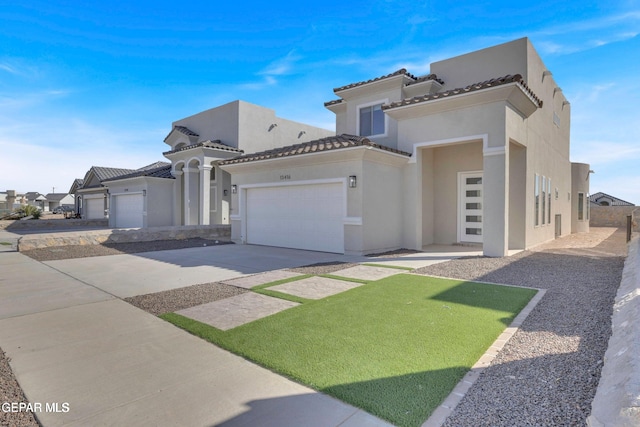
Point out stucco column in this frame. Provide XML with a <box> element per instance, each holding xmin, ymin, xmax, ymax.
<box><xmin>483</xmin><ymin>148</ymin><xmax>509</xmax><ymax>257</ymax></box>
<box><xmin>199</xmin><ymin>165</ymin><xmax>212</xmax><ymax>225</ymax></box>
<box><xmin>184</xmin><ymin>168</ymin><xmax>200</xmax><ymax>226</ymax></box>
<box><xmin>402</xmin><ymin>149</ymin><xmax>423</xmax><ymax>250</ymax></box>
<box><xmin>172</xmin><ymin>170</ymin><xmax>183</xmax><ymax>226</ymax></box>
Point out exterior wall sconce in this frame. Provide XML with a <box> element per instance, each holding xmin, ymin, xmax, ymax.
<box><xmin>142</xmin><ymin>190</ymin><xmax>146</xmax><ymax>196</ymax></box>
<box><xmin>223</xmin><ymin>189</ymin><xmax>228</xmax><ymax>196</ymax></box>
<box><xmin>231</xmin><ymin>185</ymin><xmax>238</xmax><ymax>194</ymax></box>
<box><xmin>348</xmin><ymin>176</ymin><xmax>357</xmax><ymax>188</ymax></box>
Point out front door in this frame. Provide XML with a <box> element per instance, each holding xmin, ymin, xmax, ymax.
<box><xmin>459</xmin><ymin>172</ymin><xmax>483</xmax><ymax>243</ymax></box>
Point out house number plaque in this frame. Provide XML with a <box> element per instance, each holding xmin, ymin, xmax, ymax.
<box><xmin>280</xmin><ymin>174</ymin><xmax>291</xmax><ymax>180</ymax></box>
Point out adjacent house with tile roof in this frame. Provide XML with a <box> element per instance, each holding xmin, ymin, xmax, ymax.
<box><xmin>72</xmin><ymin>162</ymin><xmax>170</xmax><ymax>220</ymax></box>
<box><xmin>589</xmin><ymin>192</ymin><xmax>635</xmax><ymax>207</ymax></box>
<box><xmin>108</xmin><ymin>37</ymin><xmax>590</xmax><ymax>256</ymax></box>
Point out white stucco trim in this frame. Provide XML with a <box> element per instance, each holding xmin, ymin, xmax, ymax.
<box><xmin>408</xmin><ymin>134</ymin><xmax>489</xmax><ymax>163</ymax></box>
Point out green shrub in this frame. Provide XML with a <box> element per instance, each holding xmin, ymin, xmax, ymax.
<box><xmin>16</xmin><ymin>205</ymin><xmax>41</xmax><ymax>219</ymax></box>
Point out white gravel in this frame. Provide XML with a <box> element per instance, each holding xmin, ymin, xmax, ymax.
<box><xmin>415</xmin><ymin>228</ymin><xmax>627</xmax><ymax>426</ymax></box>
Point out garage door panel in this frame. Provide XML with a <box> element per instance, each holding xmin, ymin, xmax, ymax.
<box><xmin>114</xmin><ymin>194</ymin><xmax>143</xmax><ymax>228</ymax></box>
<box><xmin>246</xmin><ymin>183</ymin><xmax>344</xmax><ymax>253</ymax></box>
<box><xmin>85</xmin><ymin>198</ymin><xmax>103</xmax><ymax>219</ymax></box>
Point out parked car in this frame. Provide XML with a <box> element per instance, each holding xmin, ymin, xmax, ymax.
<box><xmin>53</xmin><ymin>206</ymin><xmax>73</xmax><ymax>214</ymax></box>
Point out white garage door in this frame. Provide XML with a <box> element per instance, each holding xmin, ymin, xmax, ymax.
<box><xmin>114</xmin><ymin>193</ymin><xmax>144</xmax><ymax>228</ymax></box>
<box><xmin>85</xmin><ymin>198</ymin><xmax>104</xmax><ymax>219</ymax></box>
<box><xmin>246</xmin><ymin>183</ymin><xmax>344</xmax><ymax>253</ymax></box>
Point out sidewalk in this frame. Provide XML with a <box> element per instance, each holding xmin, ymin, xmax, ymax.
<box><xmin>0</xmin><ymin>251</ymin><xmax>391</xmax><ymax>426</ymax></box>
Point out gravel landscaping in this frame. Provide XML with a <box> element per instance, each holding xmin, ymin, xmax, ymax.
<box><xmin>415</xmin><ymin>228</ymin><xmax>627</xmax><ymax>426</ymax></box>
<box><xmin>125</xmin><ymin>282</ymin><xmax>247</xmax><ymax>316</ymax></box>
<box><xmin>21</xmin><ymin>238</ymin><xmax>232</xmax><ymax>261</ymax></box>
<box><xmin>0</xmin><ymin>349</ymin><xmax>38</xmax><ymax>427</ymax></box>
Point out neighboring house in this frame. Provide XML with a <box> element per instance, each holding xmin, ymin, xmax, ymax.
<box><xmin>24</xmin><ymin>192</ymin><xmax>47</xmax><ymax>211</ymax></box>
<box><xmin>44</xmin><ymin>193</ymin><xmax>75</xmax><ymax>211</ymax></box>
<box><xmin>103</xmin><ymin>100</ymin><xmax>334</xmax><ymax>229</ymax></box>
<box><xmin>589</xmin><ymin>192</ymin><xmax>635</xmax><ymax>206</ymax></box>
<box><xmin>109</xmin><ymin>37</ymin><xmax>590</xmax><ymax>257</ymax></box>
<box><xmin>221</xmin><ymin>37</ymin><xmax>590</xmax><ymax>256</ymax></box>
<box><xmin>73</xmin><ymin>163</ymin><xmax>169</xmax><ymax>220</ymax></box>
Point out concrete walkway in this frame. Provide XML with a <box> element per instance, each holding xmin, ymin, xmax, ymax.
<box><xmin>0</xmin><ymin>250</ymin><xmax>392</xmax><ymax>426</ymax></box>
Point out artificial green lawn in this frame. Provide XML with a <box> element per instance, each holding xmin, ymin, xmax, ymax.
<box><xmin>163</xmin><ymin>274</ymin><xmax>536</xmax><ymax>427</ymax></box>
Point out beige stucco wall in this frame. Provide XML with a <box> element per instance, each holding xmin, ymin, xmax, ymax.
<box><xmin>431</xmin><ymin>38</ymin><xmax>529</xmax><ymax>90</ymax></box>
<box><xmin>106</xmin><ymin>177</ymin><xmax>174</xmax><ymax>228</ymax></box>
<box><xmin>173</xmin><ymin>100</ymin><xmax>334</xmax><ymax>154</ymax></box>
<box><xmin>223</xmin><ymin>148</ymin><xmax>407</xmax><ymax>254</ymax></box>
<box><xmin>428</xmin><ymin>142</ymin><xmax>483</xmax><ymax>244</ymax></box>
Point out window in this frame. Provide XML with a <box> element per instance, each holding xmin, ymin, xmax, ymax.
<box><xmin>359</xmin><ymin>103</ymin><xmax>385</xmax><ymax>136</ymax></box>
<box><xmin>534</xmin><ymin>174</ymin><xmax>540</xmax><ymax>226</ymax></box>
<box><xmin>547</xmin><ymin>179</ymin><xmax>552</xmax><ymax>224</ymax></box>
<box><xmin>541</xmin><ymin>176</ymin><xmax>546</xmax><ymax>225</ymax></box>
<box><xmin>578</xmin><ymin>192</ymin><xmax>584</xmax><ymax>220</ymax></box>
<box><xmin>586</xmin><ymin>194</ymin><xmax>590</xmax><ymax>220</ymax></box>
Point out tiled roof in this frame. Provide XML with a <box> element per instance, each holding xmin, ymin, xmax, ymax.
<box><xmin>334</xmin><ymin>69</ymin><xmax>416</xmax><ymax>93</ymax></box>
<box><xmin>219</xmin><ymin>134</ymin><xmax>411</xmax><ymax>165</ymax></box>
<box><xmin>383</xmin><ymin>74</ymin><xmax>543</xmax><ymax>110</ymax></box>
<box><xmin>92</xmin><ymin>167</ymin><xmax>138</xmax><ymax>182</ymax></box>
<box><xmin>103</xmin><ymin>164</ymin><xmax>174</xmax><ymax>182</ymax></box>
<box><xmin>405</xmin><ymin>73</ymin><xmax>445</xmax><ymax>86</ymax></box>
<box><xmin>44</xmin><ymin>193</ymin><xmax>70</xmax><ymax>202</ymax></box>
<box><xmin>324</xmin><ymin>99</ymin><xmax>344</xmax><ymax>107</ymax></box>
<box><xmin>137</xmin><ymin>161</ymin><xmax>170</xmax><ymax>171</ymax></box>
<box><xmin>24</xmin><ymin>192</ymin><xmax>42</xmax><ymax>200</ymax></box>
<box><xmin>589</xmin><ymin>192</ymin><xmax>635</xmax><ymax>206</ymax></box>
<box><xmin>174</xmin><ymin>126</ymin><xmax>199</xmax><ymax>137</ymax></box>
<box><xmin>162</xmin><ymin>140</ymin><xmax>243</xmax><ymax>156</ymax></box>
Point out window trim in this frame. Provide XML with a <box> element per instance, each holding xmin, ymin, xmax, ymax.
<box><xmin>534</xmin><ymin>173</ymin><xmax>540</xmax><ymax>227</ymax></box>
<box><xmin>356</xmin><ymin>99</ymin><xmax>388</xmax><ymax>138</ymax></box>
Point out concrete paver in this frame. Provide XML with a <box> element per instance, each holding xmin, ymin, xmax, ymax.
<box><xmin>269</xmin><ymin>276</ymin><xmax>365</xmax><ymax>299</ymax></box>
<box><xmin>331</xmin><ymin>264</ymin><xmax>402</xmax><ymax>281</ymax></box>
<box><xmin>221</xmin><ymin>269</ymin><xmax>303</xmax><ymax>289</ymax></box>
<box><xmin>176</xmin><ymin>292</ymin><xmax>299</xmax><ymax>330</ymax></box>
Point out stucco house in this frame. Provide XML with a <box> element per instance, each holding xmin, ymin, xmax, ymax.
<box><xmin>44</xmin><ymin>193</ymin><xmax>75</xmax><ymax>212</ymax></box>
<box><xmin>222</xmin><ymin>38</ymin><xmax>590</xmax><ymax>256</ymax></box>
<box><xmin>72</xmin><ymin>162</ymin><xmax>169</xmax><ymax>220</ymax></box>
<box><xmin>108</xmin><ymin>37</ymin><xmax>590</xmax><ymax>257</ymax></box>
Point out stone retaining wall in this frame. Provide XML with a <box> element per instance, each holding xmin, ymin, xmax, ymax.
<box><xmin>17</xmin><ymin>225</ymin><xmax>231</xmax><ymax>251</ymax></box>
<box><xmin>590</xmin><ymin>206</ymin><xmax>640</xmax><ymax>230</ymax></box>
<box><xmin>0</xmin><ymin>218</ymin><xmax>109</xmax><ymax>231</ymax></box>
<box><xmin>587</xmin><ymin>236</ymin><xmax>640</xmax><ymax>426</ymax></box>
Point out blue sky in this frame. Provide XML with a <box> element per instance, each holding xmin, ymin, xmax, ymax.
<box><xmin>1</xmin><ymin>1</ymin><xmax>639</xmax><ymax>203</ymax></box>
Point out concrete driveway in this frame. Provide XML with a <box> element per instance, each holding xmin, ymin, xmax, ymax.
<box><xmin>0</xmin><ymin>247</ymin><xmax>391</xmax><ymax>427</ymax></box>
<box><xmin>43</xmin><ymin>244</ymin><xmax>367</xmax><ymax>298</ymax></box>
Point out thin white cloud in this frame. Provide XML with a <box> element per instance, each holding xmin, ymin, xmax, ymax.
<box><xmin>0</xmin><ymin>63</ymin><xmax>18</xmax><ymax>74</ymax></box>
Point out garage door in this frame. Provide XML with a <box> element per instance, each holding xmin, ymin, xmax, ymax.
<box><xmin>85</xmin><ymin>198</ymin><xmax>104</xmax><ymax>219</ymax></box>
<box><xmin>246</xmin><ymin>183</ymin><xmax>344</xmax><ymax>253</ymax></box>
<box><xmin>114</xmin><ymin>193</ymin><xmax>144</xmax><ymax>228</ymax></box>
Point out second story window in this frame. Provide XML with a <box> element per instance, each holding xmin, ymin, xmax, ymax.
<box><xmin>359</xmin><ymin>103</ymin><xmax>385</xmax><ymax>136</ymax></box>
